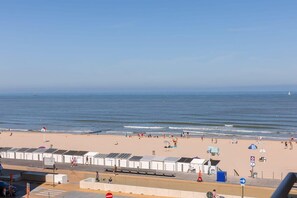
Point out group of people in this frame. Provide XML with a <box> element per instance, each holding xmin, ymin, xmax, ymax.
<box><xmin>2</xmin><ymin>185</ymin><xmax>14</xmax><ymax>197</ymax></box>
<box><xmin>95</xmin><ymin>171</ymin><xmax>113</xmax><ymax>184</ymax></box>
<box><xmin>70</xmin><ymin>157</ymin><xmax>77</xmax><ymax>167</ymax></box>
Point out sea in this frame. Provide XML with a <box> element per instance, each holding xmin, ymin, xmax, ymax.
<box><xmin>0</xmin><ymin>92</ymin><xmax>296</xmax><ymax>140</ymax></box>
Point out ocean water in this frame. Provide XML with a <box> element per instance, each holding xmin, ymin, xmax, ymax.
<box><xmin>0</xmin><ymin>92</ymin><xmax>296</xmax><ymax>139</ymax></box>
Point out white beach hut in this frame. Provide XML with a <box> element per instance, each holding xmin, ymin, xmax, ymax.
<box><xmin>84</xmin><ymin>152</ymin><xmax>98</xmax><ymax>165</ymax></box>
<box><xmin>52</xmin><ymin>150</ymin><xmax>68</xmax><ymax>163</ymax></box>
<box><xmin>43</xmin><ymin>148</ymin><xmax>58</xmax><ymax>159</ymax></box>
<box><xmin>203</xmin><ymin>159</ymin><xmax>220</xmax><ymax>175</ymax></box>
<box><xmin>190</xmin><ymin>158</ymin><xmax>206</xmax><ymax>173</ymax></box>
<box><xmin>176</xmin><ymin>157</ymin><xmax>193</xmax><ymax>172</ymax></box>
<box><xmin>151</xmin><ymin>156</ymin><xmax>167</xmax><ymax>170</ymax></box>
<box><xmin>140</xmin><ymin>156</ymin><xmax>155</xmax><ymax>169</ymax></box>
<box><xmin>164</xmin><ymin>157</ymin><xmax>180</xmax><ymax>172</ymax></box>
<box><xmin>93</xmin><ymin>154</ymin><xmax>108</xmax><ymax>166</ymax></box>
<box><xmin>24</xmin><ymin>148</ymin><xmax>38</xmax><ymax>160</ymax></box>
<box><xmin>105</xmin><ymin>153</ymin><xmax>120</xmax><ymax>167</ymax></box>
<box><xmin>128</xmin><ymin>156</ymin><xmax>142</xmax><ymax>169</ymax></box>
<box><xmin>115</xmin><ymin>153</ymin><xmax>132</xmax><ymax>168</ymax></box>
<box><xmin>63</xmin><ymin>150</ymin><xmax>78</xmax><ymax>163</ymax></box>
<box><xmin>6</xmin><ymin>148</ymin><xmax>20</xmax><ymax>159</ymax></box>
<box><xmin>74</xmin><ymin>151</ymin><xmax>88</xmax><ymax>164</ymax></box>
<box><xmin>32</xmin><ymin>148</ymin><xmax>47</xmax><ymax>161</ymax></box>
<box><xmin>15</xmin><ymin>148</ymin><xmax>30</xmax><ymax>160</ymax></box>
<box><xmin>0</xmin><ymin>147</ymin><xmax>12</xmax><ymax>158</ymax></box>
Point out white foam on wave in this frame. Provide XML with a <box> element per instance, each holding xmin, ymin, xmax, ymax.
<box><xmin>225</xmin><ymin>124</ymin><xmax>233</xmax><ymax>127</ymax></box>
<box><xmin>124</xmin><ymin>126</ymin><xmax>164</xmax><ymax>129</ymax></box>
<box><xmin>169</xmin><ymin>127</ymin><xmax>203</xmax><ymax>130</ymax></box>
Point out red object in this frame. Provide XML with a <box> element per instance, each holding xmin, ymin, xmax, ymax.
<box><xmin>197</xmin><ymin>170</ymin><xmax>203</xmax><ymax>182</ymax></box>
<box><xmin>106</xmin><ymin>192</ymin><xmax>113</xmax><ymax>198</ymax></box>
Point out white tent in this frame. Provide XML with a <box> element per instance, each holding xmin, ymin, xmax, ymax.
<box><xmin>190</xmin><ymin>158</ymin><xmax>206</xmax><ymax>173</ymax></box>
<box><xmin>140</xmin><ymin>156</ymin><xmax>155</xmax><ymax>169</ymax></box>
<box><xmin>128</xmin><ymin>156</ymin><xmax>142</xmax><ymax>168</ymax></box>
<box><xmin>15</xmin><ymin>148</ymin><xmax>30</xmax><ymax>160</ymax></box>
<box><xmin>176</xmin><ymin>157</ymin><xmax>193</xmax><ymax>172</ymax></box>
<box><xmin>83</xmin><ymin>152</ymin><xmax>98</xmax><ymax>165</ymax></box>
<box><xmin>93</xmin><ymin>154</ymin><xmax>108</xmax><ymax>166</ymax></box>
<box><xmin>105</xmin><ymin>153</ymin><xmax>120</xmax><ymax>167</ymax></box>
<box><xmin>164</xmin><ymin>157</ymin><xmax>180</xmax><ymax>172</ymax></box>
<box><xmin>151</xmin><ymin>156</ymin><xmax>167</xmax><ymax>170</ymax></box>
<box><xmin>115</xmin><ymin>153</ymin><xmax>132</xmax><ymax>168</ymax></box>
<box><xmin>52</xmin><ymin>150</ymin><xmax>68</xmax><ymax>163</ymax></box>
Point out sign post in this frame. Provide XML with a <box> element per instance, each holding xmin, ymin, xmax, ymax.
<box><xmin>240</xmin><ymin>178</ymin><xmax>246</xmax><ymax>198</ymax></box>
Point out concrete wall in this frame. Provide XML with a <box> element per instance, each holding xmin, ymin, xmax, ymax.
<box><xmin>80</xmin><ymin>178</ymin><xmax>252</xmax><ymax>198</ymax></box>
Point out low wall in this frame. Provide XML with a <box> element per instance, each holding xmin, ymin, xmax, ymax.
<box><xmin>80</xmin><ymin>178</ymin><xmax>252</xmax><ymax>198</ymax></box>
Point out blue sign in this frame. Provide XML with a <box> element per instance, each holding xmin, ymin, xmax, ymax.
<box><xmin>240</xmin><ymin>178</ymin><xmax>246</xmax><ymax>185</ymax></box>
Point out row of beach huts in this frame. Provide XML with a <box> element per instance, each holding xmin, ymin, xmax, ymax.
<box><xmin>0</xmin><ymin>147</ymin><xmax>220</xmax><ymax>174</ymax></box>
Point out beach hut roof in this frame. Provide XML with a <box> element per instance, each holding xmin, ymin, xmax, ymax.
<box><xmin>63</xmin><ymin>150</ymin><xmax>78</xmax><ymax>156</ymax></box>
<box><xmin>106</xmin><ymin>153</ymin><xmax>120</xmax><ymax>158</ymax></box>
<box><xmin>16</xmin><ymin>148</ymin><xmax>30</xmax><ymax>152</ymax></box>
<box><xmin>25</xmin><ymin>148</ymin><xmax>38</xmax><ymax>153</ymax></box>
<box><xmin>44</xmin><ymin>148</ymin><xmax>58</xmax><ymax>154</ymax></box>
<box><xmin>140</xmin><ymin>156</ymin><xmax>155</xmax><ymax>161</ymax></box>
<box><xmin>0</xmin><ymin>147</ymin><xmax>12</xmax><ymax>152</ymax></box>
<box><xmin>7</xmin><ymin>148</ymin><xmax>21</xmax><ymax>152</ymax></box>
<box><xmin>204</xmin><ymin>159</ymin><xmax>220</xmax><ymax>166</ymax></box>
<box><xmin>84</xmin><ymin>152</ymin><xmax>98</xmax><ymax>157</ymax></box>
<box><xmin>93</xmin><ymin>153</ymin><xmax>108</xmax><ymax>158</ymax></box>
<box><xmin>191</xmin><ymin>158</ymin><xmax>206</xmax><ymax>164</ymax></box>
<box><xmin>164</xmin><ymin>157</ymin><xmax>180</xmax><ymax>162</ymax></box>
<box><xmin>53</xmin><ymin>149</ymin><xmax>68</xmax><ymax>154</ymax></box>
<box><xmin>117</xmin><ymin>153</ymin><xmax>132</xmax><ymax>159</ymax></box>
<box><xmin>129</xmin><ymin>156</ymin><xmax>143</xmax><ymax>161</ymax></box>
<box><xmin>75</xmin><ymin>151</ymin><xmax>88</xmax><ymax>156</ymax></box>
<box><xmin>33</xmin><ymin>148</ymin><xmax>47</xmax><ymax>153</ymax></box>
<box><xmin>152</xmin><ymin>156</ymin><xmax>167</xmax><ymax>162</ymax></box>
<box><xmin>177</xmin><ymin>157</ymin><xmax>193</xmax><ymax>163</ymax></box>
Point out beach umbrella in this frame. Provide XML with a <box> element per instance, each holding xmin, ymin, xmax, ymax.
<box><xmin>248</xmin><ymin>144</ymin><xmax>257</xmax><ymax>150</ymax></box>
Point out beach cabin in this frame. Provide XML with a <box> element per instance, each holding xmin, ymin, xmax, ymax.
<box><xmin>0</xmin><ymin>147</ymin><xmax>12</xmax><ymax>158</ymax></box>
<box><xmin>24</xmin><ymin>148</ymin><xmax>38</xmax><ymax>160</ymax></box>
<box><xmin>75</xmin><ymin>151</ymin><xmax>88</xmax><ymax>164</ymax></box>
<box><xmin>140</xmin><ymin>156</ymin><xmax>155</xmax><ymax>169</ymax></box>
<box><xmin>105</xmin><ymin>153</ymin><xmax>120</xmax><ymax>166</ymax></box>
<box><xmin>190</xmin><ymin>158</ymin><xmax>206</xmax><ymax>173</ymax></box>
<box><xmin>128</xmin><ymin>156</ymin><xmax>142</xmax><ymax>169</ymax></box>
<box><xmin>203</xmin><ymin>159</ymin><xmax>220</xmax><ymax>175</ymax></box>
<box><xmin>52</xmin><ymin>150</ymin><xmax>68</xmax><ymax>163</ymax></box>
<box><xmin>151</xmin><ymin>156</ymin><xmax>167</xmax><ymax>170</ymax></box>
<box><xmin>15</xmin><ymin>148</ymin><xmax>30</xmax><ymax>160</ymax></box>
<box><xmin>6</xmin><ymin>148</ymin><xmax>20</xmax><ymax>159</ymax></box>
<box><xmin>32</xmin><ymin>148</ymin><xmax>47</xmax><ymax>161</ymax></box>
<box><xmin>43</xmin><ymin>148</ymin><xmax>58</xmax><ymax>159</ymax></box>
<box><xmin>176</xmin><ymin>157</ymin><xmax>193</xmax><ymax>172</ymax></box>
<box><xmin>164</xmin><ymin>157</ymin><xmax>180</xmax><ymax>172</ymax></box>
<box><xmin>93</xmin><ymin>154</ymin><xmax>108</xmax><ymax>166</ymax></box>
<box><xmin>63</xmin><ymin>150</ymin><xmax>78</xmax><ymax>164</ymax></box>
<box><xmin>83</xmin><ymin>152</ymin><xmax>98</xmax><ymax>165</ymax></box>
<box><xmin>115</xmin><ymin>153</ymin><xmax>132</xmax><ymax>168</ymax></box>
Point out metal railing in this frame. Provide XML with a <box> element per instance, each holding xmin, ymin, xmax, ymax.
<box><xmin>271</xmin><ymin>172</ymin><xmax>297</xmax><ymax>198</ymax></box>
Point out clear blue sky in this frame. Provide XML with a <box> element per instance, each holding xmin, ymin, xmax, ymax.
<box><xmin>1</xmin><ymin>1</ymin><xmax>297</xmax><ymax>93</ymax></box>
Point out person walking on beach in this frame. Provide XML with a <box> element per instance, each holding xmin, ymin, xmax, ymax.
<box><xmin>85</xmin><ymin>156</ymin><xmax>89</xmax><ymax>165</ymax></box>
<box><xmin>113</xmin><ymin>164</ymin><xmax>117</xmax><ymax>175</ymax></box>
<box><xmin>95</xmin><ymin>171</ymin><xmax>99</xmax><ymax>182</ymax></box>
<box><xmin>212</xmin><ymin>189</ymin><xmax>217</xmax><ymax>198</ymax></box>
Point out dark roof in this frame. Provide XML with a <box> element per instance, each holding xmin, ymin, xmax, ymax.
<box><xmin>129</xmin><ymin>156</ymin><xmax>143</xmax><ymax>161</ymax></box>
<box><xmin>53</xmin><ymin>150</ymin><xmax>68</xmax><ymax>154</ymax></box>
<box><xmin>106</xmin><ymin>153</ymin><xmax>120</xmax><ymax>158</ymax></box>
<box><xmin>75</xmin><ymin>151</ymin><xmax>88</xmax><ymax>156</ymax></box>
<box><xmin>177</xmin><ymin>157</ymin><xmax>193</xmax><ymax>163</ymax></box>
<box><xmin>44</xmin><ymin>148</ymin><xmax>58</xmax><ymax>154</ymax></box>
<box><xmin>204</xmin><ymin>159</ymin><xmax>220</xmax><ymax>166</ymax></box>
<box><xmin>25</xmin><ymin>148</ymin><xmax>38</xmax><ymax>153</ymax></box>
<box><xmin>63</xmin><ymin>150</ymin><xmax>78</xmax><ymax>156</ymax></box>
<box><xmin>8</xmin><ymin>148</ymin><xmax>21</xmax><ymax>152</ymax></box>
<box><xmin>117</xmin><ymin>153</ymin><xmax>132</xmax><ymax>159</ymax></box>
<box><xmin>93</xmin><ymin>153</ymin><xmax>108</xmax><ymax>158</ymax></box>
<box><xmin>0</xmin><ymin>147</ymin><xmax>12</xmax><ymax>152</ymax></box>
<box><xmin>16</xmin><ymin>148</ymin><xmax>30</xmax><ymax>152</ymax></box>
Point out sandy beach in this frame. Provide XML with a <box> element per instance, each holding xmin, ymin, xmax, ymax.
<box><xmin>0</xmin><ymin>131</ymin><xmax>296</xmax><ymax>179</ymax></box>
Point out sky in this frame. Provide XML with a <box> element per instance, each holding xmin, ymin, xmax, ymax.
<box><xmin>0</xmin><ymin>1</ymin><xmax>297</xmax><ymax>93</ymax></box>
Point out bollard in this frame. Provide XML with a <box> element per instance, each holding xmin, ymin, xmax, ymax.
<box><xmin>273</xmin><ymin>172</ymin><xmax>274</xmax><ymax>179</ymax></box>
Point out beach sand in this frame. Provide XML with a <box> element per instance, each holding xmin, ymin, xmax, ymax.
<box><xmin>0</xmin><ymin>131</ymin><xmax>296</xmax><ymax>179</ymax></box>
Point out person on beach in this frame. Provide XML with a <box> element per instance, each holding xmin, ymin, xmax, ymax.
<box><xmin>108</xmin><ymin>177</ymin><xmax>112</xmax><ymax>184</ymax></box>
<box><xmin>95</xmin><ymin>171</ymin><xmax>99</xmax><ymax>182</ymax></box>
<box><xmin>285</xmin><ymin>142</ymin><xmax>288</xmax><ymax>149</ymax></box>
<box><xmin>113</xmin><ymin>164</ymin><xmax>117</xmax><ymax>175</ymax></box>
<box><xmin>212</xmin><ymin>189</ymin><xmax>217</xmax><ymax>198</ymax></box>
<box><xmin>85</xmin><ymin>156</ymin><xmax>89</xmax><ymax>165</ymax></box>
